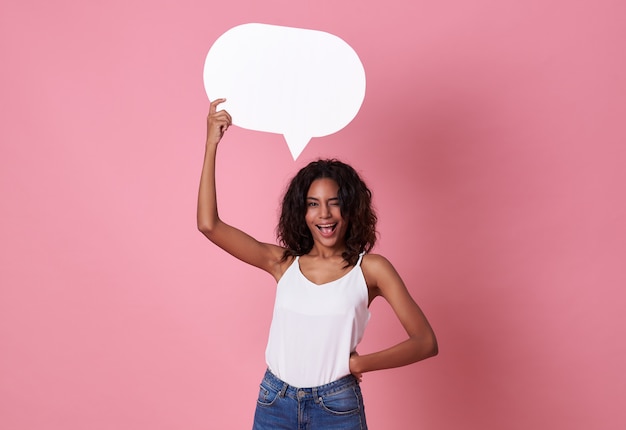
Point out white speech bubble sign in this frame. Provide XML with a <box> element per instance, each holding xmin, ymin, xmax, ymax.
<box><xmin>203</xmin><ymin>23</ymin><xmax>366</xmax><ymax>159</ymax></box>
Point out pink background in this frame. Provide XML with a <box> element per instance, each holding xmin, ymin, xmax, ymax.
<box><xmin>1</xmin><ymin>0</ymin><xmax>625</xmax><ymax>429</ymax></box>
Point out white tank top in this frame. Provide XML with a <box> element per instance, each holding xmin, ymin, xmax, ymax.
<box><xmin>265</xmin><ymin>253</ymin><xmax>370</xmax><ymax>388</ymax></box>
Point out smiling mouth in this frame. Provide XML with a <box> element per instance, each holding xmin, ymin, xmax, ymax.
<box><xmin>316</xmin><ymin>223</ymin><xmax>337</xmax><ymax>236</ymax></box>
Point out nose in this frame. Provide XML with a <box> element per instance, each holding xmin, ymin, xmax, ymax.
<box><xmin>320</xmin><ymin>203</ymin><xmax>331</xmax><ymax>218</ymax></box>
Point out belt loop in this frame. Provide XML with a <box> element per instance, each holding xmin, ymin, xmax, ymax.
<box><xmin>279</xmin><ymin>383</ymin><xmax>288</xmax><ymax>398</ymax></box>
<box><xmin>313</xmin><ymin>387</ymin><xmax>320</xmax><ymax>403</ymax></box>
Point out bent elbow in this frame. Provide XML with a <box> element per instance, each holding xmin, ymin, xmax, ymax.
<box><xmin>429</xmin><ymin>334</ymin><xmax>439</xmax><ymax>358</ymax></box>
<box><xmin>197</xmin><ymin>219</ymin><xmax>219</xmax><ymax>239</ymax></box>
<box><xmin>197</xmin><ymin>221</ymin><xmax>211</xmax><ymax>235</ymax></box>
<box><xmin>417</xmin><ymin>332</ymin><xmax>438</xmax><ymax>361</ymax></box>
<box><xmin>425</xmin><ymin>330</ymin><xmax>439</xmax><ymax>358</ymax></box>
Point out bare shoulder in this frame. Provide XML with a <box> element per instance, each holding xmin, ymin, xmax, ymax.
<box><xmin>361</xmin><ymin>253</ymin><xmax>400</xmax><ymax>290</ymax></box>
<box><xmin>362</xmin><ymin>253</ymin><xmax>395</xmax><ymax>272</ymax></box>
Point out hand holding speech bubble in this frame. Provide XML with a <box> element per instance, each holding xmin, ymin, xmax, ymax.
<box><xmin>203</xmin><ymin>23</ymin><xmax>366</xmax><ymax>160</ymax></box>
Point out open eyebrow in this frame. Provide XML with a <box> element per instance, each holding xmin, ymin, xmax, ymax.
<box><xmin>306</xmin><ymin>196</ymin><xmax>340</xmax><ymax>202</ymax></box>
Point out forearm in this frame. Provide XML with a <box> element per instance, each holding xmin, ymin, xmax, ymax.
<box><xmin>353</xmin><ymin>334</ymin><xmax>438</xmax><ymax>375</ymax></box>
<box><xmin>197</xmin><ymin>141</ymin><xmax>220</xmax><ymax>234</ymax></box>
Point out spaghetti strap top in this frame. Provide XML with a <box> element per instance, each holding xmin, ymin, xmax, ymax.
<box><xmin>264</xmin><ymin>253</ymin><xmax>370</xmax><ymax>387</ymax></box>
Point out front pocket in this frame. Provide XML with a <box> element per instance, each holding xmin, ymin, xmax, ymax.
<box><xmin>319</xmin><ymin>386</ymin><xmax>361</xmax><ymax>415</ymax></box>
<box><xmin>256</xmin><ymin>382</ymin><xmax>280</xmax><ymax>407</ymax></box>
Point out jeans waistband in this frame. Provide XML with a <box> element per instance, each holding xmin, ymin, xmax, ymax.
<box><xmin>262</xmin><ymin>369</ymin><xmax>358</xmax><ymax>400</ymax></box>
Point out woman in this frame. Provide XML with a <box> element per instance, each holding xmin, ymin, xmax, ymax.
<box><xmin>197</xmin><ymin>99</ymin><xmax>438</xmax><ymax>429</ymax></box>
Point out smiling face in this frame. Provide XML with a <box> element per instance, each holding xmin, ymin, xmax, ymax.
<box><xmin>305</xmin><ymin>178</ymin><xmax>349</xmax><ymax>252</ymax></box>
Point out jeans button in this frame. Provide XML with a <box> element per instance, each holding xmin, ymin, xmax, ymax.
<box><xmin>297</xmin><ymin>390</ymin><xmax>305</xmax><ymax>399</ymax></box>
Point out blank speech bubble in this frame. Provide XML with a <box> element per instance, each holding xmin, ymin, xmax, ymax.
<box><xmin>203</xmin><ymin>23</ymin><xmax>366</xmax><ymax>160</ymax></box>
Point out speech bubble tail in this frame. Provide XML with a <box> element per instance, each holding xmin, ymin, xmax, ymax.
<box><xmin>283</xmin><ymin>134</ymin><xmax>311</xmax><ymax>160</ymax></box>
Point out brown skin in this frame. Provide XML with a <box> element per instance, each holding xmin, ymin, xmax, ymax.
<box><xmin>198</xmin><ymin>99</ymin><xmax>438</xmax><ymax>383</ymax></box>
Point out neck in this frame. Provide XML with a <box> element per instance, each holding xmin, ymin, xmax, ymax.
<box><xmin>308</xmin><ymin>243</ymin><xmax>346</xmax><ymax>259</ymax></box>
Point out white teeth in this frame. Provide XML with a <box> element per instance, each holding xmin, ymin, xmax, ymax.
<box><xmin>317</xmin><ymin>223</ymin><xmax>337</xmax><ymax>235</ymax></box>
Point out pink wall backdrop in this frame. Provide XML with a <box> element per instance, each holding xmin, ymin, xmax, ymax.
<box><xmin>1</xmin><ymin>0</ymin><xmax>625</xmax><ymax>429</ymax></box>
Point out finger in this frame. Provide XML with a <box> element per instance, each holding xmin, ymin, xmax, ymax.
<box><xmin>223</xmin><ymin>110</ymin><xmax>232</xmax><ymax>125</ymax></box>
<box><xmin>209</xmin><ymin>98</ymin><xmax>227</xmax><ymax>114</ymax></box>
<box><xmin>210</xmin><ymin>106</ymin><xmax>232</xmax><ymax>121</ymax></box>
<box><xmin>213</xmin><ymin>111</ymin><xmax>233</xmax><ymax>128</ymax></box>
<box><xmin>213</xmin><ymin>110</ymin><xmax>231</xmax><ymax>120</ymax></box>
<box><xmin>212</xmin><ymin>116</ymin><xmax>232</xmax><ymax>131</ymax></box>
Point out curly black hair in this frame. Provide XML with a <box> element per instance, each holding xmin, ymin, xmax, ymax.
<box><xmin>277</xmin><ymin>159</ymin><xmax>377</xmax><ymax>267</ymax></box>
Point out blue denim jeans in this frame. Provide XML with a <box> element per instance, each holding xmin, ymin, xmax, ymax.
<box><xmin>252</xmin><ymin>369</ymin><xmax>368</xmax><ymax>430</ymax></box>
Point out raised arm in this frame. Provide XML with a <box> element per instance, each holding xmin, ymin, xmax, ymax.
<box><xmin>197</xmin><ymin>99</ymin><xmax>286</xmax><ymax>279</ymax></box>
<box><xmin>350</xmin><ymin>254</ymin><xmax>438</xmax><ymax>379</ymax></box>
